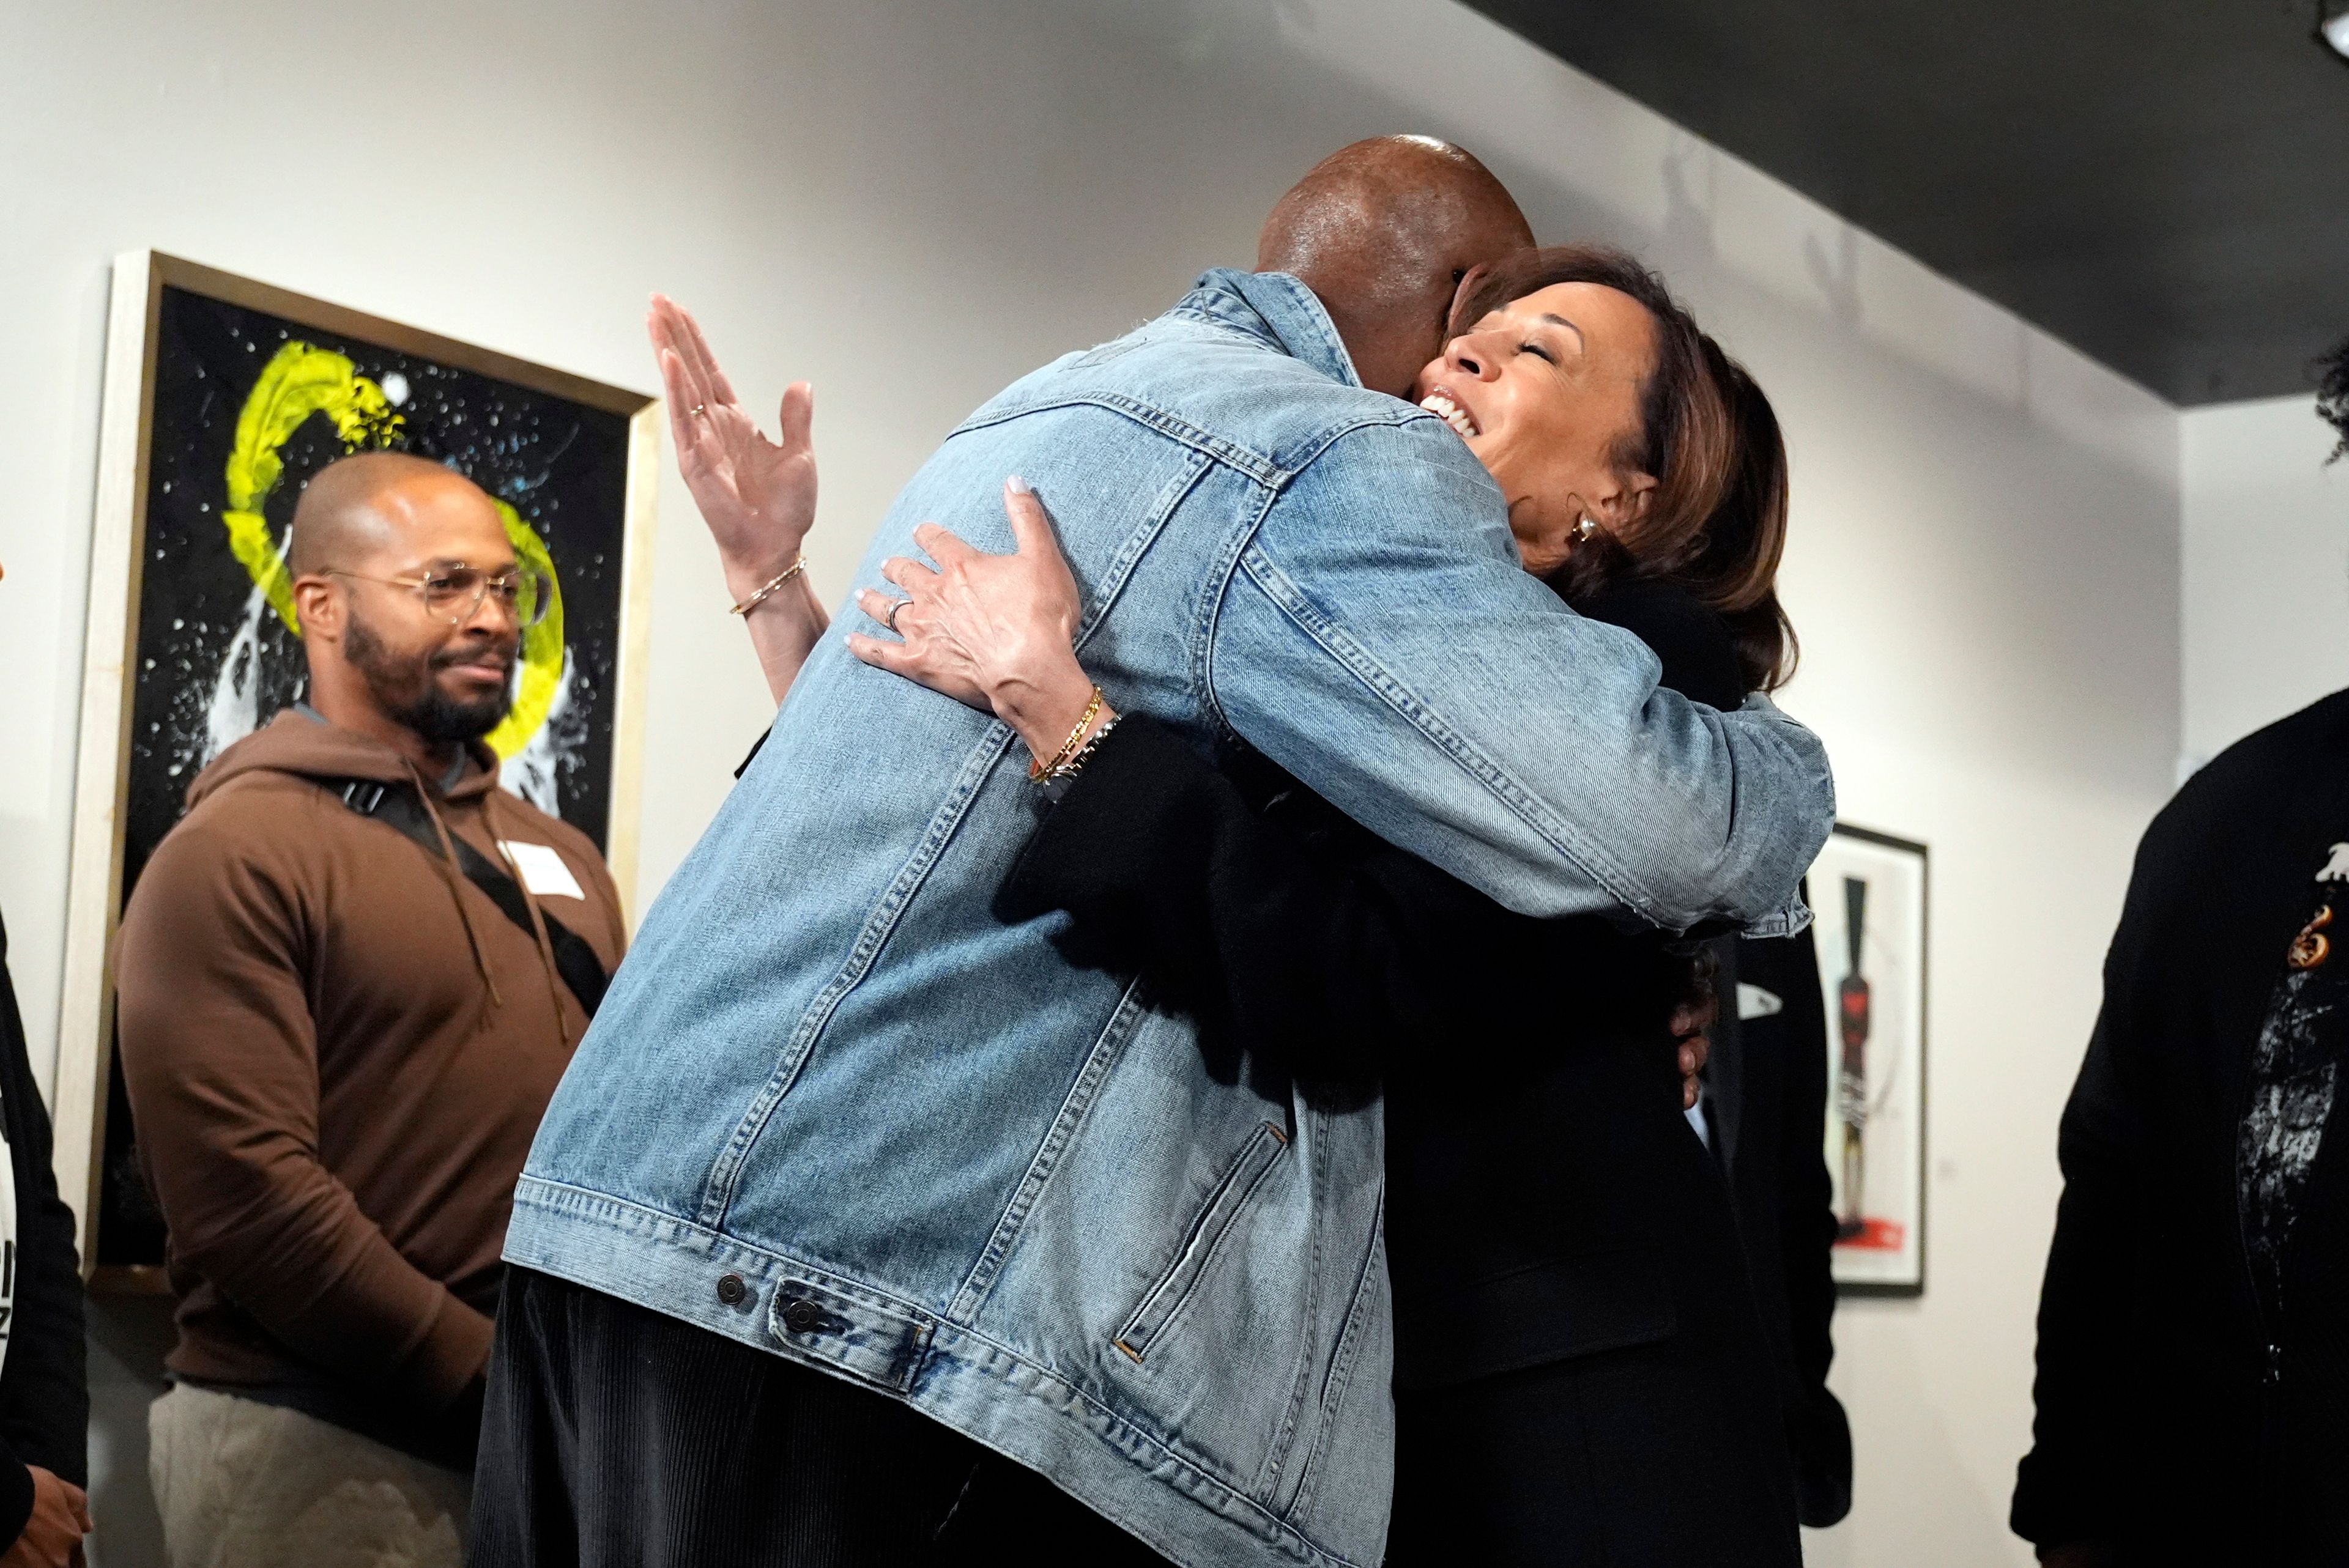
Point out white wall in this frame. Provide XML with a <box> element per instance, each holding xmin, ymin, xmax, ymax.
<box><xmin>2182</xmin><ymin>394</ymin><xmax>2349</xmax><ymax>768</ymax></box>
<box><xmin>0</xmin><ymin>2</ymin><xmax>2184</xmax><ymax>1563</ymax></box>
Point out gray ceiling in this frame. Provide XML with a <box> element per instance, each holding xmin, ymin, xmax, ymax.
<box><xmin>1460</xmin><ymin>0</ymin><xmax>2349</xmax><ymax>405</ymax></box>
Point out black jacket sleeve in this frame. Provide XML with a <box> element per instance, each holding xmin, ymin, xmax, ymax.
<box><xmin>2010</xmin><ymin>850</ymin><xmax>2158</xmax><ymax>1549</ymax></box>
<box><xmin>0</xmin><ymin>911</ymin><xmax>89</xmax><ymax>1548</ymax></box>
<box><xmin>998</xmin><ymin>716</ymin><xmax>1534</xmax><ymax>1095</ymax></box>
<box><xmin>1747</xmin><ymin>923</ymin><xmax>1853</xmax><ymax>1527</ymax></box>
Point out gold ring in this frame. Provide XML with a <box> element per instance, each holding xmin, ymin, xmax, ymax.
<box><xmin>690</xmin><ymin>404</ymin><xmax>707</xmax><ymax>417</ymax></box>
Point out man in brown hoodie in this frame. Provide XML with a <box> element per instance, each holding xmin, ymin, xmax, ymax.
<box><xmin>115</xmin><ymin>453</ymin><xmax>627</xmax><ymax>1568</ymax></box>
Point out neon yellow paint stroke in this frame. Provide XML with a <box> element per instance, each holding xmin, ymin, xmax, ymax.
<box><xmin>221</xmin><ymin>339</ymin><xmax>569</xmax><ymax>760</ymax></box>
<box><xmin>483</xmin><ymin>498</ymin><xmax>566</xmax><ymax>760</ymax></box>
<box><xmin>224</xmin><ymin>342</ymin><xmax>404</xmax><ymax>634</ymax></box>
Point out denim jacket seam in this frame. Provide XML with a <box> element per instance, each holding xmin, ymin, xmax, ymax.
<box><xmin>1231</xmin><ymin>542</ymin><xmax>1663</xmax><ymax>924</ymax></box>
<box><xmin>949</xmin><ymin>391</ymin><xmax>1291</xmax><ymax>489</ymax></box>
<box><xmin>1282</xmin><ymin>1188</ymin><xmax>1386</xmax><ymax>1525</ymax></box>
<box><xmin>1194</xmin><ymin>483</ymin><xmax>1284</xmax><ymax>751</ymax></box>
<box><xmin>1257</xmin><ymin>1114</ymin><xmax>1331</xmax><ymax>1504</ymax></box>
<box><xmin>691</xmin><ymin>725</ymin><xmax>1018</xmax><ymax>1229</ymax></box>
<box><xmin>1071</xmin><ymin>450</ymin><xmax>1217</xmax><ymax>655</ymax></box>
<box><xmin>945</xmin><ymin>978</ymin><xmax>1153</xmax><ymax>1322</ymax></box>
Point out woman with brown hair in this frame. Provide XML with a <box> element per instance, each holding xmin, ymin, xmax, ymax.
<box><xmin>840</xmin><ymin>245</ymin><xmax>1807</xmax><ymax>1564</ymax></box>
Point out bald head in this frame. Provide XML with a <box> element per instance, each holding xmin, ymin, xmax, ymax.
<box><xmin>1258</xmin><ymin>136</ymin><xmax>1534</xmax><ymax>398</ymax></box>
<box><xmin>288</xmin><ymin>451</ymin><xmax>524</xmax><ymax>765</ymax></box>
<box><xmin>286</xmin><ymin>451</ymin><xmax>492</xmax><ymax>580</ymax></box>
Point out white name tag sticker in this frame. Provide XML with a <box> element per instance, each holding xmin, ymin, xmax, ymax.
<box><xmin>500</xmin><ymin>841</ymin><xmax>585</xmax><ymax>900</ymax></box>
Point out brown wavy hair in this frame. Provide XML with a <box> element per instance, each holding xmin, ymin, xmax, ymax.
<box><xmin>1455</xmin><ymin>245</ymin><xmax>1796</xmax><ymax>691</ymax></box>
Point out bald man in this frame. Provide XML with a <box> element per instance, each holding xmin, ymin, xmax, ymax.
<box><xmin>115</xmin><ymin>453</ymin><xmax>627</xmax><ymax>1568</ymax></box>
<box><xmin>477</xmin><ymin>138</ymin><xmax>1832</xmax><ymax>1568</ymax></box>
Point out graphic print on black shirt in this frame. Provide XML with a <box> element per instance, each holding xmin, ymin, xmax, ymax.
<box><xmin>2239</xmin><ymin>843</ymin><xmax>2349</xmax><ymax>1317</ymax></box>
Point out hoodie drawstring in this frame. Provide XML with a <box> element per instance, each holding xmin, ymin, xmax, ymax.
<box><xmin>402</xmin><ymin>759</ymin><xmax>503</xmax><ymax>1010</ymax></box>
<box><xmin>483</xmin><ymin>789</ymin><xmax>572</xmax><ymax>1045</ymax></box>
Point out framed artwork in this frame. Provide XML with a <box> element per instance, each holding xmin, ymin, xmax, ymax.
<box><xmin>1811</xmin><ymin>823</ymin><xmax>1929</xmax><ymax>1296</ymax></box>
<box><xmin>56</xmin><ymin>253</ymin><xmax>659</xmax><ymax>1284</ymax></box>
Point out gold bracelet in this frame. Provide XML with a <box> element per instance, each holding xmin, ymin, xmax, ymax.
<box><xmin>1041</xmin><ymin>714</ymin><xmax>1123</xmax><ymax>784</ymax></box>
<box><xmin>728</xmin><ymin>557</ymin><xmax>807</xmax><ymax>616</ymax></box>
<box><xmin>1028</xmin><ymin>686</ymin><xmax>1103</xmax><ymax>783</ymax></box>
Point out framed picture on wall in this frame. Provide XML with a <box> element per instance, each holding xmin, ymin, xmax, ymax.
<box><xmin>56</xmin><ymin>253</ymin><xmax>659</xmax><ymax>1285</ymax></box>
<box><xmin>1811</xmin><ymin>823</ymin><xmax>1929</xmax><ymax>1296</ymax></box>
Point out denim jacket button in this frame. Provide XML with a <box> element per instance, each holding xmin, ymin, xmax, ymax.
<box><xmin>715</xmin><ymin>1273</ymin><xmax>748</xmax><ymax>1306</ymax></box>
<box><xmin>782</xmin><ymin>1297</ymin><xmax>824</xmax><ymax>1334</ymax></box>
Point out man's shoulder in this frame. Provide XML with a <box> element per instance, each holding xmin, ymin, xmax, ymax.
<box><xmin>154</xmin><ymin>769</ymin><xmax>334</xmax><ymax>865</ymax></box>
<box><xmin>124</xmin><ymin>771</ymin><xmax>335</xmax><ymax>931</ymax></box>
<box><xmin>2142</xmin><ymin>688</ymin><xmax>2349</xmax><ymax>871</ymax></box>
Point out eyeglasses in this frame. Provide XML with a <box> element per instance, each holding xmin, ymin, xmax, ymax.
<box><xmin>327</xmin><ymin>564</ymin><xmax>552</xmax><ymax>627</ymax></box>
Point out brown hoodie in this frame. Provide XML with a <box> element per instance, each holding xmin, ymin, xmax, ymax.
<box><xmin>114</xmin><ymin>709</ymin><xmax>625</xmax><ymax>1457</ymax></box>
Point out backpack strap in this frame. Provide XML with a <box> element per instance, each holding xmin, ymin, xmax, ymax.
<box><xmin>326</xmin><ymin>778</ymin><xmax>609</xmax><ymax>1019</ymax></box>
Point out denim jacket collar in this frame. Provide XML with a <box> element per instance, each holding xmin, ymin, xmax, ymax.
<box><xmin>1174</xmin><ymin>268</ymin><xmax>1363</xmax><ymax>390</ymax></box>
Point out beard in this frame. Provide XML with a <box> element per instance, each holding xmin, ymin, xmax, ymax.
<box><xmin>343</xmin><ymin>612</ymin><xmax>515</xmax><ymax>744</ymax></box>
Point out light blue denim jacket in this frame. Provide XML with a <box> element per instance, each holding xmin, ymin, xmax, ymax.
<box><xmin>509</xmin><ymin>270</ymin><xmax>1833</xmax><ymax>1567</ymax></box>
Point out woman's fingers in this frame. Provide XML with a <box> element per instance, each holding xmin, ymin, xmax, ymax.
<box><xmin>647</xmin><ymin>297</ymin><xmax>685</xmax><ymax>361</ymax></box>
<box><xmin>844</xmin><ymin>631</ymin><xmax>915</xmax><ymax>675</ymax></box>
<box><xmin>654</xmin><ymin>300</ymin><xmax>730</xmax><ymax>421</ymax></box>
<box><xmin>658</xmin><ymin>349</ymin><xmax>703</xmax><ymax>458</ymax></box>
<box><xmin>845</xmin><ymin>631</ymin><xmax>993</xmax><ymax>712</ymax></box>
<box><xmin>1001</xmin><ymin>476</ymin><xmax>1060</xmax><ymax>560</ymax></box>
<box><xmin>879</xmin><ymin>555</ymin><xmax>940</xmax><ymax>594</ymax></box>
<box><xmin>676</xmin><ymin>300</ymin><xmax>743</xmax><ymax>408</ymax></box>
<box><xmin>854</xmin><ymin>586</ymin><xmax>911</xmax><ymax>632</ymax></box>
<box><xmin>777</xmin><ymin>382</ymin><xmax>814</xmax><ymax>457</ymax></box>
<box><xmin>910</xmin><ymin>521</ymin><xmax>980</xmax><ymax>567</ymax></box>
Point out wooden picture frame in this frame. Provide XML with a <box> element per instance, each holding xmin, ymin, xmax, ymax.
<box><xmin>1812</xmin><ymin>823</ymin><xmax>1930</xmax><ymax>1298</ymax></box>
<box><xmin>56</xmin><ymin>253</ymin><xmax>659</xmax><ymax>1286</ymax></box>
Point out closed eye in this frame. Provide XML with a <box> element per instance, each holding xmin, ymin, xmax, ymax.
<box><xmin>1521</xmin><ymin>341</ymin><xmax>1557</xmax><ymax>364</ymax></box>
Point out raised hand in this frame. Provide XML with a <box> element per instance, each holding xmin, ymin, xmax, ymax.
<box><xmin>648</xmin><ymin>294</ymin><xmax>815</xmax><ymax>603</ymax></box>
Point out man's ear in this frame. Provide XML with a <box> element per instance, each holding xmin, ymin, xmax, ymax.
<box><xmin>1444</xmin><ymin>263</ymin><xmax>1490</xmax><ymax>340</ymax></box>
<box><xmin>291</xmin><ymin>575</ymin><xmax>339</xmax><ymax>643</ymax></box>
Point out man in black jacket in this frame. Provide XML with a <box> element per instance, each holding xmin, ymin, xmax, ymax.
<box><xmin>2013</xmin><ymin>339</ymin><xmax>2349</xmax><ymax>1566</ymax></box>
<box><xmin>0</xmin><ymin>908</ymin><xmax>91</xmax><ymax>1567</ymax></box>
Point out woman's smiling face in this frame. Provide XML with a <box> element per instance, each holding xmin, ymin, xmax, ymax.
<box><xmin>1411</xmin><ymin>281</ymin><xmax>1660</xmax><ymax>577</ymax></box>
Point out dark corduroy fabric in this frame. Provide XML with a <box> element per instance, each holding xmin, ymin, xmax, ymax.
<box><xmin>469</xmin><ymin>1268</ymin><xmax>1173</xmax><ymax>1568</ymax></box>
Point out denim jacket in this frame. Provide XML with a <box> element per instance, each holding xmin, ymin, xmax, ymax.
<box><xmin>509</xmin><ymin>270</ymin><xmax>1834</xmax><ymax>1567</ymax></box>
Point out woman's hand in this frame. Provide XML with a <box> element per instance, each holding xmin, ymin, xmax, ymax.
<box><xmin>847</xmin><ymin>478</ymin><xmax>1111</xmax><ymax>763</ymax></box>
<box><xmin>650</xmin><ymin>294</ymin><xmax>830</xmax><ymax>705</ymax></box>
<box><xmin>648</xmin><ymin>294</ymin><xmax>815</xmax><ymax>604</ymax></box>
